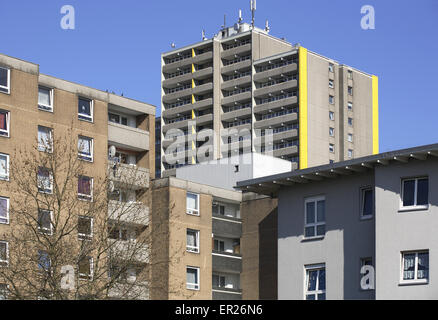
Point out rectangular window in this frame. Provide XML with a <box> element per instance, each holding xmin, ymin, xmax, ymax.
<box><xmin>329</xmin><ymin>111</ymin><xmax>334</xmax><ymax>121</ymax></box>
<box><xmin>347</xmin><ymin>70</ymin><xmax>353</xmax><ymax>79</ymax></box>
<box><xmin>38</xmin><ymin>250</ymin><xmax>51</xmax><ymax>272</ymax></box>
<box><xmin>328</xmin><ymin>63</ymin><xmax>334</xmax><ymax>73</ymax></box>
<box><xmin>78</xmin><ymin>216</ymin><xmax>93</xmax><ymax>240</ymax></box>
<box><xmin>78</xmin><ymin>136</ymin><xmax>93</xmax><ymax>162</ymax></box>
<box><xmin>348</xmin><ymin>86</ymin><xmax>353</xmax><ymax>95</ymax></box>
<box><xmin>401</xmin><ymin>177</ymin><xmax>428</xmax><ymax>209</ymax></box>
<box><xmin>78</xmin><ymin>176</ymin><xmax>93</xmax><ymax>201</ymax></box>
<box><xmin>329</xmin><ymin>144</ymin><xmax>334</xmax><ymax>153</ymax></box>
<box><xmin>38</xmin><ymin>126</ymin><xmax>53</xmax><ymax>152</ymax></box>
<box><xmin>37</xmin><ymin>167</ymin><xmax>53</xmax><ymax>194</ymax></box>
<box><xmin>212</xmin><ymin>203</ymin><xmax>225</xmax><ymax>216</ymax></box>
<box><xmin>108</xmin><ymin>113</ymin><xmax>128</xmax><ymax>126</ymax></box>
<box><xmin>305</xmin><ymin>265</ymin><xmax>326</xmax><ymax>300</ymax></box>
<box><xmin>38</xmin><ymin>86</ymin><xmax>53</xmax><ymax>112</ymax></box>
<box><xmin>348</xmin><ymin>149</ymin><xmax>353</xmax><ymax>158</ymax></box>
<box><xmin>348</xmin><ymin>101</ymin><xmax>353</xmax><ymax>110</ymax></box>
<box><xmin>329</xmin><ymin>127</ymin><xmax>334</xmax><ymax>137</ymax></box>
<box><xmin>401</xmin><ymin>251</ymin><xmax>429</xmax><ymax>283</ymax></box>
<box><xmin>186</xmin><ymin>266</ymin><xmax>200</xmax><ymax>290</ymax></box>
<box><xmin>214</xmin><ymin>239</ymin><xmax>225</xmax><ymax>252</ymax></box>
<box><xmin>186</xmin><ymin>229</ymin><xmax>200</xmax><ymax>253</ymax></box>
<box><xmin>78</xmin><ymin>98</ymin><xmax>93</xmax><ymax>122</ymax></box>
<box><xmin>328</xmin><ymin>79</ymin><xmax>334</xmax><ymax>88</ymax></box>
<box><xmin>0</xmin><ymin>67</ymin><xmax>10</xmax><ymax>94</ymax></box>
<box><xmin>186</xmin><ymin>192</ymin><xmax>199</xmax><ymax>215</ymax></box>
<box><xmin>78</xmin><ymin>256</ymin><xmax>93</xmax><ymax>280</ymax></box>
<box><xmin>329</xmin><ymin>95</ymin><xmax>334</xmax><ymax>104</ymax></box>
<box><xmin>0</xmin><ymin>197</ymin><xmax>9</xmax><ymax>224</ymax></box>
<box><xmin>0</xmin><ymin>241</ymin><xmax>8</xmax><ymax>266</ymax></box>
<box><xmin>212</xmin><ymin>274</ymin><xmax>226</xmax><ymax>288</ymax></box>
<box><xmin>38</xmin><ymin>209</ymin><xmax>53</xmax><ymax>235</ymax></box>
<box><xmin>0</xmin><ymin>283</ymin><xmax>8</xmax><ymax>300</ymax></box>
<box><xmin>304</xmin><ymin>197</ymin><xmax>326</xmax><ymax>239</ymax></box>
<box><xmin>0</xmin><ymin>109</ymin><xmax>10</xmax><ymax>137</ymax></box>
<box><xmin>0</xmin><ymin>153</ymin><xmax>9</xmax><ymax>180</ymax></box>
<box><xmin>348</xmin><ymin>133</ymin><xmax>353</xmax><ymax>142</ymax></box>
<box><xmin>348</xmin><ymin>117</ymin><xmax>353</xmax><ymax>126</ymax></box>
<box><xmin>361</xmin><ymin>188</ymin><xmax>373</xmax><ymax>219</ymax></box>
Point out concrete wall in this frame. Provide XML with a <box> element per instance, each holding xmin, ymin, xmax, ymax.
<box><xmin>375</xmin><ymin>158</ymin><xmax>438</xmax><ymax>299</ymax></box>
<box><xmin>277</xmin><ymin>172</ymin><xmax>375</xmax><ymax>300</ymax></box>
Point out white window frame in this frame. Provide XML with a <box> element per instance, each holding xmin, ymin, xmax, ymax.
<box><xmin>37</xmin><ymin>167</ymin><xmax>53</xmax><ymax>194</ymax></box>
<box><xmin>348</xmin><ymin>117</ymin><xmax>353</xmax><ymax>126</ymax></box>
<box><xmin>78</xmin><ymin>97</ymin><xmax>94</xmax><ymax>122</ymax></box>
<box><xmin>0</xmin><ymin>153</ymin><xmax>9</xmax><ymax>181</ymax></box>
<box><xmin>304</xmin><ymin>264</ymin><xmax>326</xmax><ymax>300</ymax></box>
<box><xmin>400</xmin><ymin>250</ymin><xmax>429</xmax><ymax>285</ymax></box>
<box><xmin>329</xmin><ymin>111</ymin><xmax>334</xmax><ymax>121</ymax></box>
<box><xmin>329</xmin><ymin>95</ymin><xmax>334</xmax><ymax>105</ymax></box>
<box><xmin>329</xmin><ymin>127</ymin><xmax>334</xmax><ymax>137</ymax></box>
<box><xmin>0</xmin><ymin>109</ymin><xmax>10</xmax><ymax>137</ymax></box>
<box><xmin>212</xmin><ymin>274</ymin><xmax>226</xmax><ymax>288</ymax></box>
<box><xmin>37</xmin><ymin>126</ymin><xmax>53</xmax><ymax>153</ymax></box>
<box><xmin>38</xmin><ymin>86</ymin><xmax>54</xmax><ymax>112</ymax></box>
<box><xmin>108</xmin><ymin>112</ymin><xmax>129</xmax><ymax>126</ymax></box>
<box><xmin>186</xmin><ymin>266</ymin><xmax>200</xmax><ymax>290</ymax></box>
<box><xmin>78</xmin><ymin>216</ymin><xmax>94</xmax><ymax>240</ymax></box>
<box><xmin>328</xmin><ymin>63</ymin><xmax>334</xmax><ymax>73</ymax></box>
<box><xmin>186</xmin><ymin>192</ymin><xmax>200</xmax><ymax>216</ymax></box>
<box><xmin>328</xmin><ymin>79</ymin><xmax>334</xmax><ymax>89</ymax></box>
<box><xmin>348</xmin><ymin>149</ymin><xmax>353</xmax><ymax>158</ymax></box>
<box><xmin>38</xmin><ymin>209</ymin><xmax>53</xmax><ymax>235</ymax></box>
<box><xmin>186</xmin><ymin>229</ymin><xmax>200</xmax><ymax>253</ymax></box>
<box><xmin>360</xmin><ymin>187</ymin><xmax>374</xmax><ymax>220</ymax></box>
<box><xmin>347</xmin><ymin>101</ymin><xmax>353</xmax><ymax>111</ymax></box>
<box><xmin>400</xmin><ymin>177</ymin><xmax>429</xmax><ymax>211</ymax></box>
<box><xmin>329</xmin><ymin>144</ymin><xmax>334</xmax><ymax>153</ymax></box>
<box><xmin>0</xmin><ymin>197</ymin><xmax>9</xmax><ymax>225</ymax></box>
<box><xmin>0</xmin><ymin>67</ymin><xmax>10</xmax><ymax>94</ymax></box>
<box><xmin>304</xmin><ymin>196</ymin><xmax>326</xmax><ymax>239</ymax></box>
<box><xmin>0</xmin><ymin>241</ymin><xmax>9</xmax><ymax>266</ymax></box>
<box><xmin>78</xmin><ymin>136</ymin><xmax>94</xmax><ymax>162</ymax></box>
<box><xmin>78</xmin><ymin>176</ymin><xmax>93</xmax><ymax>201</ymax></box>
<box><xmin>348</xmin><ymin>133</ymin><xmax>353</xmax><ymax>142</ymax></box>
<box><xmin>78</xmin><ymin>256</ymin><xmax>94</xmax><ymax>280</ymax></box>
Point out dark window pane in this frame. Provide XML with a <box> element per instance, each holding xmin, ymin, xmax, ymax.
<box><xmin>306</xmin><ymin>294</ymin><xmax>315</xmax><ymax>300</ymax></box>
<box><xmin>417</xmin><ymin>178</ymin><xmax>428</xmax><ymax>206</ymax></box>
<box><xmin>316</xmin><ymin>225</ymin><xmax>325</xmax><ymax>236</ymax></box>
<box><xmin>78</xmin><ymin>217</ymin><xmax>91</xmax><ymax>235</ymax></box>
<box><xmin>317</xmin><ymin>293</ymin><xmax>326</xmax><ymax>300</ymax></box>
<box><xmin>305</xmin><ymin>226</ymin><xmax>315</xmax><ymax>238</ymax></box>
<box><xmin>417</xmin><ymin>252</ymin><xmax>429</xmax><ymax>280</ymax></box>
<box><xmin>0</xmin><ymin>68</ymin><xmax>7</xmax><ymax>87</ymax></box>
<box><xmin>362</xmin><ymin>189</ymin><xmax>373</xmax><ymax>216</ymax></box>
<box><xmin>317</xmin><ymin>201</ymin><xmax>325</xmax><ymax>222</ymax></box>
<box><xmin>318</xmin><ymin>269</ymin><xmax>326</xmax><ymax>290</ymax></box>
<box><xmin>306</xmin><ymin>202</ymin><xmax>315</xmax><ymax>223</ymax></box>
<box><xmin>403</xmin><ymin>180</ymin><xmax>415</xmax><ymax>206</ymax></box>
<box><xmin>78</xmin><ymin>99</ymin><xmax>91</xmax><ymax>116</ymax></box>
<box><xmin>307</xmin><ymin>270</ymin><xmax>318</xmax><ymax>291</ymax></box>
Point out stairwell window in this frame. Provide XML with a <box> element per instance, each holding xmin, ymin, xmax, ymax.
<box><xmin>78</xmin><ymin>97</ymin><xmax>93</xmax><ymax>122</ymax></box>
<box><xmin>0</xmin><ymin>197</ymin><xmax>9</xmax><ymax>224</ymax></box>
<box><xmin>0</xmin><ymin>153</ymin><xmax>9</xmax><ymax>181</ymax></box>
<box><xmin>328</xmin><ymin>63</ymin><xmax>334</xmax><ymax>73</ymax></box>
<box><xmin>304</xmin><ymin>197</ymin><xmax>326</xmax><ymax>239</ymax></box>
<box><xmin>78</xmin><ymin>216</ymin><xmax>93</xmax><ymax>240</ymax></box>
<box><xmin>0</xmin><ymin>110</ymin><xmax>10</xmax><ymax>137</ymax></box>
<box><xmin>186</xmin><ymin>266</ymin><xmax>200</xmax><ymax>290</ymax></box>
<box><xmin>78</xmin><ymin>136</ymin><xmax>93</xmax><ymax>162</ymax></box>
<box><xmin>328</xmin><ymin>79</ymin><xmax>334</xmax><ymax>88</ymax></box>
<box><xmin>0</xmin><ymin>67</ymin><xmax>10</xmax><ymax>94</ymax></box>
<box><xmin>38</xmin><ymin>86</ymin><xmax>53</xmax><ymax>112</ymax></box>
<box><xmin>78</xmin><ymin>256</ymin><xmax>93</xmax><ymax>280</ymax></box>
<box><xmin>78</xmin><ymin>176</ymin><xmax>93</xmax><ymax>201</ymax></box>
<box><xmin>329</xmin><ymin>111</ymin><xmax>334</xmax><ymax>121</ymax></box>
<box><xmin>305</xmin><ymin>264</ymin><xmax>326</xmax><ymax>300</ymax></box>
<box><xmin>348</xmin><ymin>149</ymin><xmax>353</xmax><ymax>158</ymax></box>
<box><xmin>38</xmin><ymin>126</ymin><xmax>53</xmax><ymax>153</ymax></box>
<box><xmin>329</xmin><ymin>144</ymin><xmax>334</xmax><ymax>153</ymax></box>
<box><xmin>37</xmin><ymin>167</ymin><xmax>53</xmax><ymax>194</ymax></box>
<box><xmin>329</xmin><ymin>127</ymin><xmax>334</xmax><ymax>137</ymax></box>
<box><xmin>401</xmin><ymin>251</ymin><xmax>429</xmax><ymax>284</ymax></box>
<box><xmin>37</xmin><ymin>209</ymin><xmax>53</xmax><ymax>235</ymax></box>
<box><xmin>329</xmin><ymin>95</ymin><xmax>334</xmax><ymax>105</ymax></box>
<box><xmin>0</xmin><ymin>241</ymin><xmax>8</xmax><ymax>266</ymax></box>
<box><xmin>186</xmin><ymin>229</ymin><xmax>200</xmax><ymax>253</ymax></box>
<box><xmin>186</xmin><ymin>192</ymin><xmax>200</xmax><ymax>216</ymax></box>
<box><xmin>401</xmin><ymin>177</ymin><xmax>429</xmax><ymax>210</ymax></box>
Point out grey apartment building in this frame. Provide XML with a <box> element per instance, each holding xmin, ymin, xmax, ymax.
<box><xmin>237</xmin><ymin>143</ymin><xmax>438</xmax><ymax>299</ymax></box>
<box><xmin>159</xmin><ymin>21</ymin><xmax>379</xmax><ymax>177</ymax></box>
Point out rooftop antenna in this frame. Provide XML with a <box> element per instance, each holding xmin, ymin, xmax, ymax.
<box><xmin>265</xmin><ymin>19</ymin><xmax>270</xmax><ymax>33</ymax></box>
<box><xmin>250</xmin><ymin>0</ymin><xmax>256</xmax><ymax>28</ymax></box>
<box><xmin>238</xmin><ymin>9</ymin><xmax>243</xmax><ymax>23</ymax></box>
<box><xmin>202</xmin><ymin>29</ymin><xmax>206</xmax><ymax>40</ymax></box>
<box><xmin>222</xmin><ymin>14</ymin><xmax>226</xmax><ymax>28</ymax></box>
<box><xmin>171</xmin><ymin>42</ymin><xmax>176</xmax><ymax>48</ymax></box>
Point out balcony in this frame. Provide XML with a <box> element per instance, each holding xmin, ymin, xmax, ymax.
<box><xmin>221</xmin><ymin>59</ymin><xmax>252</xmax><ymax>75</ymax></box>
<box><xmin>108</xmin><ymin>122</ymin><xmax>150</xmax><ymax>152</ymax></box>
<box><xmin>221</xmin><ymin>91</ymin><xmax>252</xmax><ymax>106</ymax></box>
<box><xmin>162</xmin><ymin>113</ymin><xmax>213</xmax><ymax>132</ymax></box>
<box><xmin>108</xmin><ymin>239</ymin><xmax>149</xmax><ymax>264</ymax></box>
<box><xmin>108</xmin><ymin>163</ymin><xmax>150</xmax><ymax>190</ymax></box>
<box><xmin>212</xmin><ymin>216</ymin><xmax>242</xmax><ymax>238</ymax></box>
<box><xmin>212</xmin><ymin>251</ymin><xmax>242</xmax><ymax>273</ymax></box>
<box><xmin>272</xmin><ymin>145</ymin><xmax>298</xmax><ymax>157</ymax></box>
<box><xmin>212</xmin><ymin>288</ymin><xmax>242</xmax><ymax>300</ymax></box>
<box><xmin>254</xmin><ymin>112</ymin><xmax>298</xmax><ymax>129</ymax></box>
<box><xmin>253</xmin><ymin>62</ymin><xmax>297</xmax><ymax>82</ymax></box>
<box><xmin>221</xmin><ymin>43</ymin><xmax>251</xmax><ymax>59</ymax></box>
<box><xmin>108</xmin><ymin>281</ymin><xmax>149</xmax><ymax>300</ymax></box>
<box><xmin>221</xmin><ymin>107</ymin><xmax>252</xmax><ymax>122</ymax></box>
<box><xmin>254</xmin><ymin>80</ymin><xmax>298</xmax><ymax>98</ymax></box>
<box><xmin>108</xmin><ymin>200</ymin><xmax>149</xmax><ymax>226</ymax></box>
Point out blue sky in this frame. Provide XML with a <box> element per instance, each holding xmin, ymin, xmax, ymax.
<box><xmin>1</xmin><ymin>0</ymin><xmax>437</xmax><ymax>152</ymax></box>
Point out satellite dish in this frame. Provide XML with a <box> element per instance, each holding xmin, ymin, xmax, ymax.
<box><xmin>109</xmin><ymin>145</ymin><xmax>116</xmax><ymax>158</ymax></box>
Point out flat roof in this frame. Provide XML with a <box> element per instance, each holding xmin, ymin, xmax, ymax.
<box><xmin>235</xmin><ymin>143</ymin><xmax>438</xmax><ymax>195</ymax></box>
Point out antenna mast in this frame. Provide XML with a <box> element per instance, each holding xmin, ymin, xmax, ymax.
<box><xmin>250</xmin><ymin>0</ymin><xmax>256</xmax><ymax>28</ymax></box>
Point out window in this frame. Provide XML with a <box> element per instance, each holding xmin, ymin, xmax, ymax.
<box><xmin>329</xmin><ymin>95</ymin><xmax>334</xmax><ymax>104</ymax></box>
<box><xmin>329</xmin><ymin>144</ymin><xmax>334</xmax><ymax>153</ymax></box>
<box><xmin>186</xmin><ymin>229</ymin><xmax>200</xmax><ymax>253</ymax></box>
<box><xmin>78</xmin><ymin>136</ymin><xmax>93</xmax><ymax>162</ymax></box>
<box><xmin>186</xmin><ymin>267</ymin><xmax>200</xmax><ymax>290</ymax></box>
<box><xmin>329</xmin><ymin>127</ymin><xmax>334</xmax><ymax>137</ymax></box>
<box><xmin>213</xmin><ymin>274</ymin><xmax>226</xmax><ymax>288</ymax></box>
<box><xmin>0</xmin><ymin>241</ymin><xmax>8</xmax><ymax>266</ymax></box>
<box><xmin>186</xmin><ymin>192</ymin><xmax>199</xmax><ymax>215</ymax></box>
<box><xmin>38</xmin><ymin>250</ymin><xmax>51</xmax><ymax>272</ymax></box>
<box><xmin>348</xmin><ymin>117</ymin><xmax>353</xmax><ymax>126</ymax></box>
<box><xmin>78</xmin><ymin>256</ymin><xmax>93</xmax><ymax>280</ymax></box>
<box><xmin>348</xmin><ymin>102</ymin><xmax>353</xmax><ymax>111</ymax></box>
<box><xmin>348</xmin><ymin>133</ymin><xmax>353</xmax><ymax>142</ymax></box>
<box><xmin>348</xmin><ymin>86</ymin><xmax>353</xmax><ymax>95</ymax></box>
<box><xmin>78</xmin><ymin>176</ymin><xmax>93</xmax><ymax>201</ymax></box>
<box><xmin>328</xmin><ymin>63</ymin><xmax>334</xmax><ymax>73</ymax></box>
<box><xmin>38</xmin><ymin>126</ymin><xmax>53</xmax><ymax>152</ymax></box>
<box><xmin>38</xmin><ymin>86</ymin><xmax>53</xmax><ymax>111</ymax></box>
<box><xmin>38</xmin><ymin>209</ymin><xmax>53</xmax><ymax>235</ymax></box>
<box><xmin>0</xmin><ymin>109</ymin><xmax>10</xmax><ymax>137</ymax></box>
<box><xmin>0</xmin><ymin>283</ymin><xmax>8</xmax><ymax>300</ymax></box>
<box><xmin>0</xmin><ymin>153</ymin><xmax>9</xmax><ymax>180</ymax></box>
<box><xmin>304</xmin><ymin>197</ymin><xmax>325</xmax><ymax>238</ymax></box>
<box><xmin>108</xmin><ymin>226</ymin><xmax>129</xmax><ymax>241</ymax></box>
<box><xmin>212</xmin><ymin>203</ymin><xmax>225</xmax><ymax>216</ymax></box>
<box><xmin>0</xmin><ymin>197</ymin><xmax>9</xmax><ymax>224</ymax></box>
<box><xmin>401</xmin><ymin>251</ymin><xmax>429</xmax><ymax>284</ymax></box>
<box><xmin>347</xmin><ymin>70</ymin><xmax>353</xmax><ymax>79</ymax></box>
<box><xmin>37</xmin><ymin>167</ymin><xmax>53</xmax><ymax>194</ymax></box>
<box><xmin>329</xmin><ymin>111</ymin><xmax>335</xmax><ymax>121</ymax></box>
<box><xmin>108</xmin><ymin>113</ymin><xmax>128</xmax><ymax>126</ymax></box>
<box><xmin>78</xmin><ymin>98</ymin><xmax>93</xmax><ymax>122</ymax></box>
<box><xmin>328</xmin><ymin>79</ymin><xmax>334</xmax><ymax>88</ymax></box>
<box><xmin>0</xmin><ymin>67</ymin><xmax>10</xmax><ymax>94</ymax></box>
<box><xmin>214</xmin><ymin>239</ymin><xmax>225</xmax><ymax>252</ymax></box>
<box><xmin>305</xmin><ymin>265</ymin><xmax>326</xmax><ymax>300</ymax></box>
<box><xmin>401</xmin><ymin>177</ymin><xmax>428</xmax><ymax>210</ymax></box>
<box><xmin>348</xmin><ymin>149</ymin><xmax>353</xmax><ymax>158</ymax></box>
<box><xmin>78</xmin><ymin>216</ymin><xmax>93</xmax><ymax>240</ymax></box>
<box><xmin>361</xmin><ymin>188</ymin><xmax>373</xmax><ymax>219</ymax></box>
